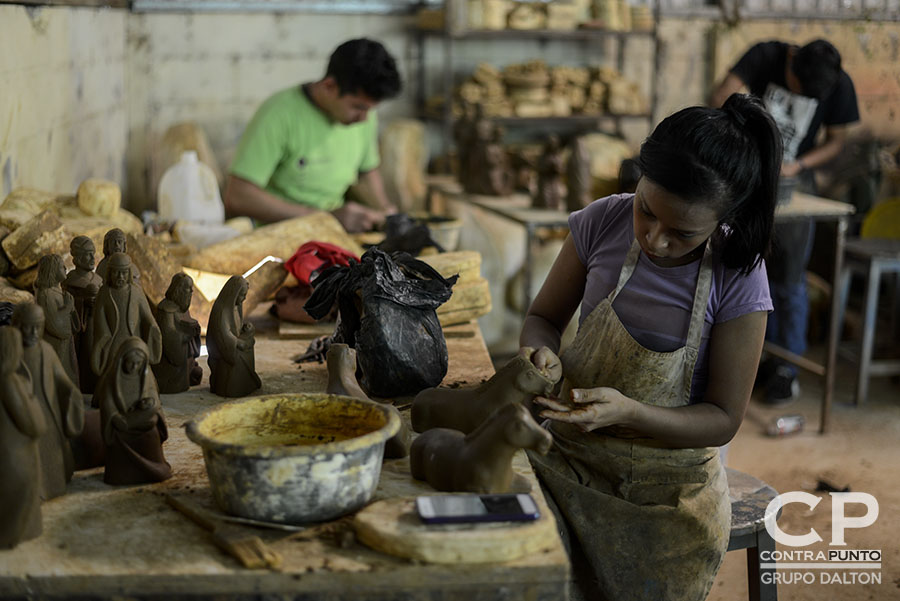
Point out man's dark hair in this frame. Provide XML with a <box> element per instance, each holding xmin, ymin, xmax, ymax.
<box><xmin>791</xmin><ymin>39</ymin><xmax>842</xmax><ymax>100</ymax></box>
<box><xmin>326</xmin><ymin>38</ymin><xmax>401</xmax><ymax>101</ymax></box>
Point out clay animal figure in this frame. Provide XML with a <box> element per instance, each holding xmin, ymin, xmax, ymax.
<box><xmin>153</xmin><ymin>273</ymin><xmax>202</xmax><ymax>393</ymax></box>
<box><xmin>325</xmin><ymin>343</ymin><xmax>411</xmax><ymax>459</ymax></box>
<box><xmin>12</xmin><ymin>303</ymin><xmax>84</xmax><ymax>500</ymax></box>
<box><xmin>207</xmin><ymin>275</ymin><xmax>261</xmax><ymax>397</ymax></box>
<box><xmin>411</xmin><ymin>347</ymin><xmax>558</xmax><ymax>434</ymax></box>
<box><xmin>409</xmin><ymin>402</ymin><xmax>553</xmax><ymax>494</ymax></box>
<box><xmin>0</xmin><ymin>326</ymin><xmax>46</xmax><ymax>549</ymax></box>
<box><xmin>34</xmin><ymin>254</ymin><xmax>79</xmax><ymax>386</ymax></box>
<box><xmin>95</xmin><ymin>228</ymin><xmax>127</xmax><ymax>283</ymax></box>
<box><xmin>91</xmin><ymin>252</ymin><xmax>162</xmax><ymax>379</ymax></box>
<box><xmin>63</xmin><ymin>235</ymin><xmax>104</xmax><ymax>393</ymax></box>
<box><xmin>534</xmin><ymin>134</ymin><xmax>568</xmax><ymax>211</ymax></box>
<box><xmin>96</xmin><ymin>337</ymin><xmax>172</xmax><ymax>485</ymax></box>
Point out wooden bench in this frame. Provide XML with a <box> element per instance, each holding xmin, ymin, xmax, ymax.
<box><xmin>727</xmin><ymin>468</ymin><xmax>779</xmax><ymax>601</ymax></box>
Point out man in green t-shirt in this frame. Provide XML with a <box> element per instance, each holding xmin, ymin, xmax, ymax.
<box><xmin>225</xmin><ymin>38</ymin><xmax>402</xmax><ymax>232</ymax></box>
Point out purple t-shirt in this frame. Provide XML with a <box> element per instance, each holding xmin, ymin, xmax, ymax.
<box><xmin>569</xmin><ymin>194</ymin><xmax>773</xmax><ymax>403</ymax></box>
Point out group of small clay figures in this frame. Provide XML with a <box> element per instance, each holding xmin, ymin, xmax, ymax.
<box><xmin>324</xmin><ymin>341</ymin><xmax>557</xmax><ymax>496</ymax></box>
<box><xmin>1</xmin><ymin>228</ymin><xmax>261</xmax><ymax>549</ymax></box>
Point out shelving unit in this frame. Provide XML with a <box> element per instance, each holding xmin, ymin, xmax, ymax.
<box><xmin>413</xmin><ymin>2</ymin><xmax>661</xmax><ymax>156</ymax></box>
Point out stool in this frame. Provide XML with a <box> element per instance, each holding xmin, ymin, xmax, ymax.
<box><xmin>727</xmin><ymin>468</ymin><xmax>779</xmax><ymax>601</ymax></box>
<box><xmin>836</xmin><ymin>238</ymin><xmax>900</xmax><ymax>404</ymax></box>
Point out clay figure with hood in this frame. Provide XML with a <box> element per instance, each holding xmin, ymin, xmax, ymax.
<box><xmin>95</xmin><ymin>228</ymin><xmax>126</xmax><ymax>283</ymax></box>
<box><xmin>12</xmin><ymin>303</ymin><xmax>84</xmax><ymax>500</ymax></box>
<box><xmin>34</xmin><ymin>254</ymin><xmax>79</xmax><ymax>386</ymax></box>
<box><xmin>0</xmin><ymin>326</ymin><xmax>46</xmax><ymax>548</ymax></box>
<box><xmin>91</xmin><ymin>252</ymin><xmax>161</xmax><ymax>379</ymax></box>
<box><xmin>96</xmin><ymin>336</ymin><xmax>172</xmax><ymax>485</ymax></box>
<box><xmin>63</xmin><ymin>235</ymin><xmax>103</xmax><ymax>393</ymax></box>
<box><xmin>153</xmin><ymin>273</ymin><xmax>202</xmax><ymax>393</ymax></box>
<box><xmin>207</xmin><ymin>275</ymin><xmax>261</xmax><ymax>397</ymax></box>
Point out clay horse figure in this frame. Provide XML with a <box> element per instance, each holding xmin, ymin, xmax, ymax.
<box><xmin>410</xmin><ymin>402</ymin><xmax>553</xmax><ymax>494</ymax></box>
<box><xmin>207</xmin><ymin>275</ymin><xmax>261</xmax><ymax>397</ymax></box>
<box><xmin>325</xmin><ymin>343</ymin><xmax>411</xmax><ymax>459</ymax></box>
<box><xmin>0</xmin><ymin>326</ymin><xmax>46</xmax><ymax>549</ymax></box>
<box><xmin>96</xmin><ymin>336</ymin><xmax>172</xmax><ymax>485</ymax></box>
<box><xmin>411</xmin><ymin>346</ymin><xmax>558</xmax><ymax>434</ymax></box>
<box><xmin>153</xmin><ymin>273</ymin><xmax>202</xmax><ymax>394</ymax></box>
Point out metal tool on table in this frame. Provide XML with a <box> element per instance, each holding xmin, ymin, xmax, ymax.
<box><xmin>165</xmin><ymin>494</ymin><xmax>284</xmax><ymax>570</ymax></box>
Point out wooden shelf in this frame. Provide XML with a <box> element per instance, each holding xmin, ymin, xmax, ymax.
<box><xmin>421</xmin><ymin>113</ymin><xmax>651</xmax><ymax>126</ymax></box>
<box><xmin>415</xmin><ymin>27</ymin><xmax>655</xmax><ymax>41</ymax></box>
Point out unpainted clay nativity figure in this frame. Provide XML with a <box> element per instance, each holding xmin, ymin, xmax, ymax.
<box><xmin>91</xmin><ymin>252</ymin><xmax>161</xmax><ymax>379</ymax></box>
<box><xmin>153</xmin><ymin>273</ymin><xmax>202</xmax><ymax>394</ymax></box>
<box><xmin>325</xmin><ymin>343</ymin><xmax>410</xmax><ymax>459</ymax></box>
<box><xmin>96</xmin><ymin>336</ymin><xmax>171</xmax><ymax>485</ymax></box>
<box><xmin>12</xmin><ymin>303</ymin><xmax>84</xmax><ymax>500</ymax></box>
<box><xmin>0</xmin><ymin>326</ymin><xmax>45</xmax><ymax>549</ymax></box>
<box><xmin>95</xmin><ymin>228</ymin><xmax>127</xmax><ymax>283</ymax></box>
<box><xmin>566</xmin><ymin>136</ymin><xmax>593</xmax><ymax>212</ymax></box>
<box><xmin>63</xmin><ymin>235</ymin><xmax>103</xmax><ymax>393</ymax></box>
<box><xmin>534</xmin><ymin>134</ymin><xmax>567</xmax><ymax>211</ymax></box>
<box><xmin>411</xmin><ymin>347</ymin><xmax>558</xmax><ymax>434</ymax></box>
<box><xmin>34</xmin><ymin>254</ymin><xmax>79</xmax><ymax>386</ymax></box>
<box><xmin>410</xmin><ymin>402</ymin><xmax>552</xmax><ymax>494</ymax></box>
<box><xmin>207</xmin><ymin>275</ymin><xmax>261</xmax><ymax>397</ymax></box>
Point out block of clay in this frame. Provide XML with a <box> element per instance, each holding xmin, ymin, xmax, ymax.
<box><xmin>1</xmin><ymin>211</ymin><xmax>70</xmax><ymax>271</ymax></box>
<box><xmin>0</xmin><ymin>188</ymin><xmax>61</xmax><ymax>230</ymax></box>
<box><xmin>76</xmin><ymin>179</ymin><xmax>121</xmax><ymax>217</ymax></box>
<box><xmin>125</xmin><ymin>233</ymin><xmax>181</xmax><ymax>306</ymax></box>
<box><xmin>0</xmin><ymin>277</ymin><xmax>33</xmax><ymax>304</ymax></box>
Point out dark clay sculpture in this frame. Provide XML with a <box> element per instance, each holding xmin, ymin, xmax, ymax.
<box><xmin>35</xmin><ymin>254</ymin><xmax>79</xmax><ymax>386</ymax></box>
<box><xmin>63</xmin><ymin>235</ymin><xmax>103</xmax><ymax>393</ymax></box>
<box><xmin>207</xmin><ymin>275</ymin><xmax>261</xmax><ymax>397</ymax></box>
<box><xmin>153</xmin><ymin>273</ymin><xmax>202</xmax><ymax>393</ymax></box>
<box><xmin>95</xmin><ymin>228</ymin><xmax>127</xmax><ymax>283</ymax></box>
<box><xmin>96</xmin><ymin>336</ymin><xmax>172</xmax><ymax>485</ymax></box>
<box><xmin>411</xmin><ymin>347</ymin><xmax>558</xmax><ymax>434</ymax></box>
<box><xmin>409</xmin><ymin>402</ymin><xmax>553</xmax><ymax>494</ymax></box>
<box><xmin>12</xmin><ymin>303</ymin><xmax>84</xmax><ymax>500</ymax></box>
<box><xmin>91</xmin><ymin>252</ymin><xmax>162</xmax><ymax>379</ymax></box>
<box><xmin>0</xmin><ymin>326</ymin><xmax>46</xmax><ymax>549</ymax></box>
<box><xmin>566</xmin><ymin>136</ymin><xmax>593</xmax><ymax>212</ymax></box>
<box><xmin>465</xmin><ymin>114</ymin><xmax>514</xmax><ymax>196</ymax></box>
<box><xmin>534</xmin><ymin>135</ymin><xmax>568</xmax><ymax>211</ymax></box>
<box><xmin>325</xmin><ymin>343</ymin><xmax>411</xmax><ymax>459</ymax></box>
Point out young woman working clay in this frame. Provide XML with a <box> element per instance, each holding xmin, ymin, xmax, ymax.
<box><xmin>520</xmin><ymin>94</ymin><xmax>781</xmax><ymax>601</ymax></box>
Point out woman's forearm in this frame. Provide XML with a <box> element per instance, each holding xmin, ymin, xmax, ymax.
<box><xmin>520</xmin><ymin>314</ymin><xmax>563</xmax><ymax>354</ymax></box>
<box><xmin>625</xmin><ymin>399</ymin><xmax>740</xmax><ymax>448</ymax></box>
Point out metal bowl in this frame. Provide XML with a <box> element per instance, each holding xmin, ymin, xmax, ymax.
<box><xmin>186</xmin><ymin>393</ymin><xmax>400</xmax><ymax>524</ymax></box>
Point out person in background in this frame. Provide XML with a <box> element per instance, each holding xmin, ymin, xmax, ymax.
<box><xmin>520</xmin><ymin>94</ymin><xmax>780</xmax><ymax>600</ymax></box>
<box><xmin>224</xmin><ymin>38</ymin><xmax>402</xmax><ymax>233</ymax></box>
<box><xmin>711</xmin><ymin>39</ymin><xmax>860</xmax><ymax>403</ymax></box>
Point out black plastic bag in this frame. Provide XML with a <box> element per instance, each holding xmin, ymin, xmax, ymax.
<box><xmin>304</xmin><ymin>248</ymin><xmax>457</xmax><ymax>397</ymax></box>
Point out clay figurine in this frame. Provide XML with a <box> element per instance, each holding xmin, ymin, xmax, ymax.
<box><xmin>96</xmin><ymin>336</ymin><xmax>172</xmax><ymax>485</ymax></box>
<box><xmin>12</xmin><ymin>303</ymin><xmax>84</xmax><ymax>500</ymax></box>
<box><xmin>91</xmin><ymin>252</ymin><xmax>162</xmax><ymax>379</ymax></box>
<box><xmin>409</xmin><ymin>402</ymin><xmax>552</xmax><ymax>494</ymax></box>
<box><xmin>534</xmin><ymin>134</ymin><xmax>568</xmax><ymax>211</ymax></box>
<box><xmin>34</xmin><ymin>254</ymin><xmax>79</xmax><ymax>386</ymax></box>
<box><xmin>411</xmin><ymin>347</ymin><xmax>558</xmax><ymax>434</ymax></box>
<box><xmin>207</xmin><ymin>275</ymin><xmax>261</xmax><ymax>397</ymax></box>
<box><xmin>325</xmin><ymin>343</ymin><xmax>410</xmax><ymax>459</ymax></box>
<box><xmin>95</xmin><ymin>228</ymin><xmax>127</xmax><ymax>283</ymax></box>
<box><xmin>153</xmin><ymin>273</ymin><xmax>202</xmax><ymax>393</ymax></box>
<box><xmin>63</xmin><ymin>235</ymin><xmax>103</xmax><ymax>393</ymax></box>
<box><xmin>566</xmin><ymin>136</ymin><xmax>593</xmax><ymax>212</ymax></box>
<box><xmin>466</xmin><ymin>114</ymin><xmax>513</xmax><ymax>196</ymax></box>
<box><xmin>0</xmin><ymin>326</ymin><xmax>46</xmax><ymax>549</ymax></box>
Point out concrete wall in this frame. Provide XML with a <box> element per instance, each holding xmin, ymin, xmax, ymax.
<box><xmin>0</xmin><ymin>5</ymin><xmax>127</xmax><ymax>199</ymax></box>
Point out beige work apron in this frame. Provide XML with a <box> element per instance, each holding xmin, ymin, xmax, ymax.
<box><xmin>528</xmin><ymin>239</ymin><xmax>730</xmax><ymax>601</ymax></box>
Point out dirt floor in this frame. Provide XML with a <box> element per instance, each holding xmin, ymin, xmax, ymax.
<box><xmin>709</xmin><ymin>350</ymin><xmax>900</xmax><ymax>600</ymax></box>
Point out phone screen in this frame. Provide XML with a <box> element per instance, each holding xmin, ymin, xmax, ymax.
<box><xmin>416</xmin><ymin>494</ymin><xmax>540</xmax><ymax>524</ymax></box>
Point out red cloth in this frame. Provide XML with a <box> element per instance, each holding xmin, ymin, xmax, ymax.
<box><xmin>285</xmin><ymin>241</ymin><xmax>359</xmax><ymax>286</ymax></box>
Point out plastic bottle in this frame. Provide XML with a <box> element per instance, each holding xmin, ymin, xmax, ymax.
<box><xmin>766</xmin><ymin>414</ymin><xmax>805</xmax><ymax>437</ymax></box>
<box><xmin>157</xmin><ymin>151</ymin><xmax>225</xmax><ymax>225</ymax></box>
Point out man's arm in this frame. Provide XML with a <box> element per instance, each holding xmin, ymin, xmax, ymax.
<box><xmin>350</xmin><ymin>168</ymin><xmax>398</xmax><ymax>213</ymax></box>
<box><xmin>709</xmin><ymin>72</ymin><xmax>747</xmax><ymax>108</ymax></box>
<box><xmin>782</xmin><ymin>123</ymin><xmax>855</xmax><ymax>177</ymax></box>
<box><xmin>223</xmin><ymin>175</ymin><xmax>319</xmax><ymax>224</ymax></box>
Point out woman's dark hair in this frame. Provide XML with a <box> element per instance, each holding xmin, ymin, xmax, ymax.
<box><xmin>792</xmin><ymin>39</ymin><xmax>842</xmax><ymax>100</ymax></box>
<box><xmin>326</xmin><ymin>38</ymin><xmax>402</xmax><ymax>101</ymax></box>
<box><xmin>637</xmin><ymin>94</ymin><xmax>782</xmax><ymax>273</ymax></box>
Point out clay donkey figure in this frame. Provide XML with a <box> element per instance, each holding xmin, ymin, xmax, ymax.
<box><xmin>325</xmin><ymin>343</ymin><xmax>411</xmax><ymax>459</ymax></box>
<box><xmin>409</xmin><ymin>402</ymin><xmax>553</xmax><ymax>494</ymax></box>
<box><xmin>411</xmin><ymin>347</ymin><xmax>558</xmax><ymax>434</ymax></box>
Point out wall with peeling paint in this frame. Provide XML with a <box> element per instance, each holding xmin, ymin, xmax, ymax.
<box><xmin>0</xmin><ymin>6</ymin><xmax>127</xmax><ymax>200</ymax></box>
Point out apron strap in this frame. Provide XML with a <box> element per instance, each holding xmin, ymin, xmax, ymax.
<box><xmin>609</xmin><ymin>239</ymin><xmax>642</xmax><ymax>304</ymax></box>
<box><xmin>684</xmin><ymin>241</ymin><xmax>714</xmax><ymax>353</ymax></box>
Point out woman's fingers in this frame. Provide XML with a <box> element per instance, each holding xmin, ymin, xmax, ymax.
<box><xmin>534</xmin><ymin>395</ymin><xmax>570</xmax><ymax>412</ymax></box>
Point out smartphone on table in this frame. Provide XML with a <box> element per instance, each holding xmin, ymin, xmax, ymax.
<box><xmin>416</xmin><ymin>493</ymin><xmax>540</xmax><ymax>525</ymax></box>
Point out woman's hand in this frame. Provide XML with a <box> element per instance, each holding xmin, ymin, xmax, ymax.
<box><xmin>523</xmin><ymin>346</ymin><xmax>562</xmax><ymax>382</ymax></box>
<box><xmin>535</xmin><ymin>387</ymin><xmax>637</xmax><ymax>432</ymax></box>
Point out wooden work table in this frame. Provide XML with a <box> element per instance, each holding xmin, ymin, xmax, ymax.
<box><xmin>0</xmin><ymin>316</ymin><xmax>569</xmax><ymax>600</ymax></box>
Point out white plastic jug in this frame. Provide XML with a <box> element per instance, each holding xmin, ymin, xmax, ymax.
<box><xmin>157</xmin><ymin>150</ymin><xmax>225</xmax><ymax>224</ymax></box>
